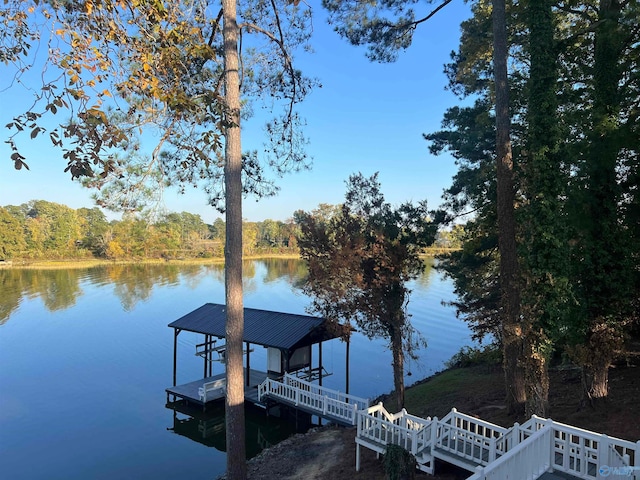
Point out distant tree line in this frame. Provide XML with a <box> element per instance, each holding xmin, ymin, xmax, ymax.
<box><xmin>0</xmin><ymin>200</ymin><xmax>300</xmax><ymax>261</ymax></box>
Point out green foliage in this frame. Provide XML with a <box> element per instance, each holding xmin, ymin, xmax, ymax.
<box><xmin>297</xmin><ymin>173</ymin><xmax>436</xmax><ymax>408</ymax></box>
<box><xmin>518</xmin><ymin>0</ymin><xmax>571</xmax><ymax>339</ymax></box>
<box><xmin>0</xmin><ymin>200</ymin><xmax>299</xmax><ymax>261</ymax></box>
<box><xmin>0</xmin><ymin>207</ymin><xmax>26</xmax><ymax>259</ymax></box>
<box><xmin>3</xmin><ymin>0</ymin><xmax>316</xmax><ymax>212</ymax></box>
<box><xmin>383</xmin><ymin>444</ymin><xmax>416</xmax><ymax>480</ymax></box>
<box><xmin>430</xmin><ymin>0</ymin><xmax>640</xmax><ymax>404</ymax></box>
<box><xmin>444</xmin><ymin>344</ymin><xmax>502</xmax><ymax>369</ymax></box>
<box><xmin>323</xmin><ymin>0</ymin><xmax>453</xmax><ymax>63</ymax></box>
<box><xmin>298</xmin><ymin>173</ymin><xmax>436</xmax><ymax>337</ymax></box>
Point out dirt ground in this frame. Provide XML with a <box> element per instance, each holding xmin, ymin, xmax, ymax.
<box><xmin>241</xmin><ymin>364</ymin><xmax>640</xmax><ymax>480</ymax></box>
<box><xmin>243</xmin><ymin>425</ymin><xmax>466</xmax><ymax>480</ymax></box>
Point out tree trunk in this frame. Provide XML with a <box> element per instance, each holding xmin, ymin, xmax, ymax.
<box><xmin>390</xmin><ymin>325</ymin><xmax>405</xmax><ymax>411</ymax></box>
<box><xmin>578</xmin><ymin>0</ymin><xmax>626</xmax><ymax>404</ymax></box>
<box><xmin>580</xmin><ymin>322</ymin><xmax>620</xmax><ymax>408</ymax></box>
<box><xmin>582</xmin><ymin>364</ymin><xmax>610</xmax><ymax>406</ymax></box>
<box><xmin>222</xmin><ymin>1</ymin><xmax>247</xmax><ymax>478</ymax></box>
<box><xmin>492</xmin><ymin>0</ymin><xmax>526</xmax><ymax>414</ymax></box>
<box><xmin>519</xmin><ymin>0</ymin><xmax>559</xmax><ymax>419</ymax></box>
<box><xmin>502</xmin><ymin>324</ymin><xmax>525</xmax><ymax>414</ymax></box>
<box><xmin>523</xmin><ymin>333</ymin><xmax>549</xmax><ymax>417</ymax></box>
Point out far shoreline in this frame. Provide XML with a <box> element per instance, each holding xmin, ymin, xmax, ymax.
<box><xmin>0</xmin><ymin>254</ymin><xmax>296</xmax><ymax>270</ymax></box>
<box><xmin>0</xmin><ymin>249</ymin><xmax>454</xmax><ymax>270</ymax></box>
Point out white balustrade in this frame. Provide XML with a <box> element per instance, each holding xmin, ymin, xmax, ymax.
<box><xmin>353</xmin><ymin>402</ymin><xmax>639</xmax><ymax>480</ymax></box>
<box><xmin>259</xmin><ymin>374</ymin><xmax>640</xmax><ymax>479</ymax></box>
<box><xmin>258</xmin><ymin>373</ymin><xmax>369</xmax><ymax>425</ymax></box>
<box><xmin>356</xmin><ymin>403</ymin><xmax>431</xmax><ymax>456</ymax></box>
<box><xmin>434</xmin><ymin>408</ymin><xmax>508</xmax><ymax>466</ymax></box>
<box><xmin>467</xmin><ymin>425</ymin><xmax>553</xmax><ymax>480</ymax></box>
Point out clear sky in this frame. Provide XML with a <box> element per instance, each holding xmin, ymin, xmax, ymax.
<box><xmin>0</xmin><ymin>2</ymin><xmax>471</xmax><ymax>224</ymax></box>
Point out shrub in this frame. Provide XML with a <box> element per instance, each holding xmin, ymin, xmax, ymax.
<box><xmin>383</xmin><ymin>444</ymin><xmax>416</xmax><ymax>480</ymax></box>
<box><xmin>445</xmin><ymin>344</ymin><xmax>502</xmax><ymax>369</ymax></box>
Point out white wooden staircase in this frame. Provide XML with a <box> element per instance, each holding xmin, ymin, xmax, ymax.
<box><xmin>356</xmin><ymin>403</ymin><xmax>640</xmax><ymax>480</ymax></box>
<box><xmin>258</xmin><ymin>373</ymin><xmax>369</xmax><ymax>426</ymax></box>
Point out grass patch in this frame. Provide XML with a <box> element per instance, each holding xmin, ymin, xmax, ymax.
<box><xmin>395</xmin><ymin>367</ymin><xmax>503</xmax><ymax>419</ymax></box>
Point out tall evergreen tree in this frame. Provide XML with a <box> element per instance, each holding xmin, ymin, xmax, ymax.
<box><xmin>491</xmin><ymin>0</ymin><xmax>527</xmax><ymax>414</ymax></box>
<box><xmin>568</xmin><ymin>0</ymin><xmax>637</xmax><ymax>404</ymax></box>
<box><xmin>431</xmin><ymin>0</ymin><xmax>640</xmax><ymax>411</ymax></box>
<box><xmin>518</xmin><ymin>0</ymin><xmax>569</xmax><ymax>417</ymax></box>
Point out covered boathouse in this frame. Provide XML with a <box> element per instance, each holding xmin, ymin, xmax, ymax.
<box><xmin>166</xmin><ymin>303</ymin><xmax>352</xmax><ymax>410</ymax></box>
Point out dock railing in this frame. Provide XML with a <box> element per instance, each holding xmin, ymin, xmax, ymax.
<box><xmin>466</xmin><ymin>424</ymin><xmax>553</xmax><ymax>480</ymax></box>
<box><xmin>435</xmin><ymin>408</ymin><xmax>509</xmax><ymax>467</ymax></box>
<box><xmin>544</xmin><ymin>418</ymin><xmax>639</xmax><ymax>479</ymax></box>
<box><xmin>354</xmin><ymin>403</ymin><xmax>640</xmax><ymax>480</ymax></box>
<box><xmin>355</xmin><ymin>402</ymin><xmax>433</xmax><ymax>473</ymax></box>
<box><xmin>467</xmin><ymin>417</ymin><xmax>640</xmax><ymax>480</ymax></box>
<box><xmin>258</xmin><ymin>373</ymin><xmax>369</xmax><ymax>425</ymax></box>
<box><xmin>357</xmin><ymin>403</ymin><xmax>431</xmax><ymax>454</ymax></box>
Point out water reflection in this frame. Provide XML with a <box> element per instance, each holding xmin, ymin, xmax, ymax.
<box><xmin>166</xmin><ymin>400</ymin><xmax>315</xmax><ymax>458</ymax></box>
<box><xmin>258</xmin><ymin>258</ymin><xmax>308</xmax><ymax>286</ymax></box>
<box><xmin>414</xmin><ymin>256</ymin><xmax>435</xmax><ymax>290</ymax></box>
<box><xmin>0</xmin><ymin>258</ymin><xmax>438</xmax><ymax>324</ymax></box>
<box><xmin>0</xmin><ymin>263</ymin><xmax>220</xmax><ymax>321</ymax></box>
<box><xmin>0</xmin><ymin>268</ymin><xmax>85</xmax><ymax>322</ymax></box>
<box><xmin>0</xmin><ymin>258</ymin><xmax>468</xmax><ymax>479</ymax></box>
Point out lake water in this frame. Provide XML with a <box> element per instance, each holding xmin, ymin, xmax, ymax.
<box><xmin>0</xmin><ymin>258</ymin><xmax>472</xmax><ymax>479</ymax></box>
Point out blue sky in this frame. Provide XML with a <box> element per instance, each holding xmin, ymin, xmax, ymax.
<box><xmin>0</xmin><ymin>2</ymin><xmax>472</xmax><ymax>223</ymax></box>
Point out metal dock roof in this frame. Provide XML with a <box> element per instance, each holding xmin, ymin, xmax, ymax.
<box><xmin>168</xmin><ymin>303</ymin><xmax>341</xmax><ymax>351</ymax></box>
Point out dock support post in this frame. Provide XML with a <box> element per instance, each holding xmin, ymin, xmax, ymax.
<box><xmin>346</xmin><ymin>338</ymin><xmax>350</xmax><ymax>394</ymax></box>
<box><xmin>173</xmin><ymin>329</ymin><xmax>180</xmax><ymax>386</ymax></box>
<box><xmin>356</xmin><ymin>442</ymin><xmax>361</xmax><ymax>472</ymax></box>
<box><xmin>203</xmin><ymin>334</ymin><xmax>208</xmax><ymax>378</ymax></box>
<box><xmin>207</xmin><ymin>335</ymin><xmax>212</xmax><ymax>377</ymax></box>
<box><xmin>246</xmin><ymin>341</ymin><xmax>251</xmax><ymax>386</ymax></box>
<box><xmin>319</xmin><ymin>342</ymin><xmax>323</xmax><ymax>387</ymax></box>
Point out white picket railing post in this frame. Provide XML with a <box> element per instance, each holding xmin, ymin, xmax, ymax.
<box><xmin>431</xmin><ymin>415</ymin><xmax>438</xmax><ymax>454</ymax></box>
<box><xmin>474</xmin><ymin>464</ymin><xmax>484</xmax><ymax>480</ymax></box>
<box><xmin>411</xmin><ymin>429</ymin><xmax>418</xmax><ymax>455</ymax></box>
<box><xmin>599</xmin><ymin>434</ymin><xmax>610</xmax><ymax>476</ymax></box>
<box><xmin>489</xmin><ymin>436</ymin><xmax>497</xmax><ymax>463</ymax></box>
<box><xmin>512</xmin><ymin>421</ymin><xmax>520</xmax><ymax>450</ymax></box>
<box><xmin>636</xmin><ymin>441</ymin><xmax>640</xmax><ymax>480</ymax></box>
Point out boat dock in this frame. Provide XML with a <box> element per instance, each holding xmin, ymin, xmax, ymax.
<box><xmin>166</xmin><ymin>369</ymin><xmax>269</xmax><ymax>408</ymax></box>
<box><xmin>167</xmin><ymin>303</ymin><xmax>358</xmax><ymax>421</ymax></box>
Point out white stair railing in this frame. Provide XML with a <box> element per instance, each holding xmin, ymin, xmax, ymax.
<box><xmin>547</xmin><ymin>420</ymin><xmax>639</xmax><ymax>480</ymax></box>
<box><xmin>258</xmin><ymin>373</ymin><xmax>369</xmax><ymax>425</ymax></box>
<box><xmin>467</xmin><ymin>424</ymin><xmax>553</xmax><ymax>480</ymax></box>
<box><xmin>355</xmin><ymin>403</ymin><xmax>434</xmax><ymax>474</ymax></box>
<box><xmin>354</xmin><ymin>404</ymin><xmax>640</xmax><ymax>480</ymax></box>
<box><xmin>356</xmin><ymin>403</ymin><xmax>432</xmax><ymax>456</ymax></box>
<box><xmin>435</xmin><ymin>408</ymin><xmax>509</xmax><ymax>466</ymax></box>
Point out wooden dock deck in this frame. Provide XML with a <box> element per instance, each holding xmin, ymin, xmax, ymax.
<box><xmin>166</xmin><ymin>369</ymin><xmax>269</xmax><ymax>408</ymax></box>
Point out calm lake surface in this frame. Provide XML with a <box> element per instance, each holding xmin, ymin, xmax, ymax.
<box><xmin>0</xmin><ymin>258</ymin><xmax>472</xmax><ymax>480</ymax></box>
